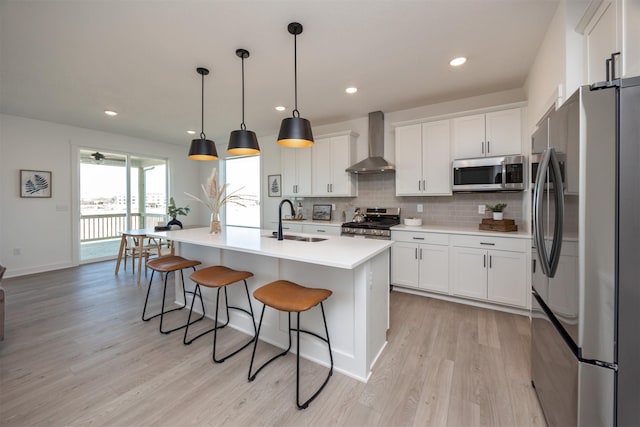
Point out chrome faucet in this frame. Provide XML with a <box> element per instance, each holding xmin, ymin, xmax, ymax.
<box><xmin>277</xmin><ymin>199</ymin><xmax>295</xmax><ymax>240</ymax></box>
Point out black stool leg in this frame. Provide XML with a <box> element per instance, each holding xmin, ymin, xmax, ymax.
<box><xmin>212</xmin><ymin>280</ymin><xmax>257</xmax><ymax>363</ymax></box>
<box><xmin>141</xmin><ymin>270</ymin><xmax>157</xmax><ymax>321</ymax></box>
<box><xmin>160</xmin><ymin>268</ymin><xmax>205</xmax><ymax>334</ymax></box>
<box><xmin>248</xmin><ymin>307</ymin><xmax>292</xmax><ymax>381</ymax></box>
<box><xmin>296</xmin><ymin>301</ymin><xmax>334</xmax><ymax>409</ymax></box>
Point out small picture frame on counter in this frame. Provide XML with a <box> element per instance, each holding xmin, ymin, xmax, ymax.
<box><xmin>312</xmin><ymin>204</ymin><xmax>332</xmax><ymax>221</ymax></box>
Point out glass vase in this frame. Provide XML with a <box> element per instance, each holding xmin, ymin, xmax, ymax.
<box><xmin>210</xmin><ymin>212</ymin><xmax>221</xmax><ymax>234</ymax></box>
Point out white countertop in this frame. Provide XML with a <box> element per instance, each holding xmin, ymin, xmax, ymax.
<box><xmin>391</xmin><ymin>224</ymin><xmax>531</xmax><ymax>239</ymax></box>
<box><xmin>148</xmin><ymin>226</ymin><xmax>392</xmax><ymax>270</ymax></box>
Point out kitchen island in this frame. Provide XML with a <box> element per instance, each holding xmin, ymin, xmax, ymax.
<box><xmin>148</xmin><ymin>226</ymin><xmax>392</xmax><ymax>382</ymax></box>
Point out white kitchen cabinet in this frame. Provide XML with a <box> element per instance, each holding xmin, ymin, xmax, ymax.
<box><xmin>450</xmin><ymin>235</ymin><xmax>528</xmax><ymax>308</ymax></box>
<box><xmin>281</xmin><ymin>147</ymin><xmax>312</xmax><ymax>196</ymax></box>
<box><xmin>391</xmin><ymin>231</ymin><xmax>449</xmax><ymax>294</ymax></box>
<box><xmin>312</xmin><ymin>132</ymin><xmax>357</xmax><ymax>197</ymax></box>
<box><xmin>582</xmin><ymin>0</ymin><xmax>640</xmax><ymax>83</ymax></box>
<box><xmin>302</xmin><ymin>223</ymin><xmax>341</xmax><ymax>236</ymax></box>
<box><xmin>452</xmin><ymin>108</ymin><xmax>522</xmax><ymax>159</ymax></box>
<box><xmin>395</xmin><ymin>120</ymin><xmax>451</xmax><ymax>196</ymax></box>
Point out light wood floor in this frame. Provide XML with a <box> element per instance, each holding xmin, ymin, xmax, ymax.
<box><xmin>0</xmin><ymin>261</ymin><xmax>546</xmax><ymax>426</ymax></box>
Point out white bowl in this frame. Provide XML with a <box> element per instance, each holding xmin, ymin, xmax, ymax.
<box><xmin>404</xmin><ymin>218</ymin><xmax>423</xmax><ymax>226</ymax></box>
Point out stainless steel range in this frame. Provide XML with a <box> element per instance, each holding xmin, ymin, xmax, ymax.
<box><xmin>341</xmin><ymin>207</ymin><xmax>400</xmax><ymax>240</ymax></box>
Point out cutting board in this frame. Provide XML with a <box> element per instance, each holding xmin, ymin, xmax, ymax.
<box><xmin>479</xmin><ymin>218</ymin><xmax>518</xmax><ymax>232</ymax></box>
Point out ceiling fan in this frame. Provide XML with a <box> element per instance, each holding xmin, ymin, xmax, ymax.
<box><xmin>91</xmin><ymin>151</ymin><xmax>105</xmax><ymax>161</ymax></box>
<box><xmin>82</xmin><ymin>151</ymin><xmax>125</xmax><ymax>164</ymax></box>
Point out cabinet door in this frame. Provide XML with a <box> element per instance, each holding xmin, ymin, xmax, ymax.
<box><xmin>395</xmin><ymin>124</ymin><xmax>424</xmax><ymax>195</ymax></box>
<box><xmin>452</xmin><ymin>114</ymin><xmax>485</xmax><ymax>159</ymax></box>
<box><xmin>328</xmin><ymin>135</ymin><xmax>355</xmax><ymax>196</ymax></box>
<box><xmin>487</xmin><ymin>250</ymin><xmax>527</xmax><ymax>307</ymax></box>
<box><xmin>418</xmin><ymin>244</ymin><xmax>449</xmax><ymax>293</ymax></box>
<box><xmin>391</xmin><ymin>242</ymin><xmax>420</xmax><ymax>287</ymax></box>
<box><xmin>485</xmin><ymin>108</ymin><xmax>522</xmax><ymax>156</ymax></box>
<box><xmin>296</xmin><ymin>148</ymin><xmax>312</xmax><ymax>196</ymax></box>
<box><xmin>586</xmin><ymin>1</ymin><xmax>617</xmax><ymax>84</ymax></box>
<box><xmin>281</xmin><ymin>148</ymin><xmax>298</xmax><ymax>196</ymax></box>
<box><xmin>312</xmin><ymin>137</ymin><xmax>332</xmax><ymax>196</ymax></box>
<box><xmin>451</xmin><ymin>247</ymin><xmax>487</xmax><ymax>299</ymax></box>
<box><xmin>422</xmin><ymin>120</ymin><xmax>452</xmax><ymax>195</ymax></box>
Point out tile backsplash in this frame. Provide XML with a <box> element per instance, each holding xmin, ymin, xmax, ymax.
<box><xmin>294</xmin><ymin>173</ymin><xmax>528</xmax><ymax>231</ymax></box>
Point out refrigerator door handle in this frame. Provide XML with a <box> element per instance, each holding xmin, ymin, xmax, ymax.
<box><xmin>533</xmin><ymin>148</ymin><xmax>553</xmax><ymax>276</ymax></box>
<box><xmin>547</xmin><ymin>149</ymin><xmax>564</xmax><ymax>277</ymax></box>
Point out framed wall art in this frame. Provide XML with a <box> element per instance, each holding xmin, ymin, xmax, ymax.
<box><xmin>312</xmin><ymin>204</ymin><xmax>332</xmax><ymax>221</ymax></box>
<box><xmin>20</xmin><ymin>169</ymin><xmax>52</xmax><ymax>198</ymax></box>
<box><xmin>268</xmin><ymin>174</ymin><xmax>281</xmax><ymax>197</ymax></box>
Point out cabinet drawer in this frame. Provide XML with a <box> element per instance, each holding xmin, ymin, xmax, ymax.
<box><xmin>450</xmin><ymin>234</ymin><xmax>527</xmax><ymax>252</ymax></box>
<box><xmin>391</xmin><ymin>230</ymin><xmax>449</xmax><ymax>246</ymax></box>
<box><xmin>302</xmin><ymin>224</ymin><xmax>341</xmax><ymax>236</ymax></box>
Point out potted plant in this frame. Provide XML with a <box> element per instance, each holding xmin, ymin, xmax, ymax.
<box><xmin>486</xmin><ymin>203</ymin><xmax>507</xmax><ymax>220</ymax></box>
<box><xmin>167</xmin><ymin>197</ymin><xmax>190</xmax><ymax>229</ymax></box>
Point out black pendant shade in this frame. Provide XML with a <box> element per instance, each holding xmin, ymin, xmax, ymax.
<box><xmin>277</xmin><ymin>22</ymin><xmax>314</xmax><ymax>148</ymax></box>
<box><xmin>188</xmin><ymin>67</ymin><xmax>218</xmax><ymax>160</ymax></box>
<box><xmin>277</xmin><ymin>116</ymin><xmax>314</xmax><ymax>148</ymax></box>
<box><xmin>228</xmin><ymin>49</ymin><xmax>260</xmax><ymax>155</ymax></box>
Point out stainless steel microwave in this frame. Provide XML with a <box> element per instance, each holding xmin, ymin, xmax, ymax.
<box><xmin>452</xmin><ymin>155</ymin><xmax>525</xmax><ymax>192</ymax></box>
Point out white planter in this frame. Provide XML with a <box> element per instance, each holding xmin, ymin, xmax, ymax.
<box><xmin>493</xmin><ymin>212</ymin><xmax>504</xmax><ymax>220</ymax></box>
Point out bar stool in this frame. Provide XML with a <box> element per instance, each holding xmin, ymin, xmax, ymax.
<box><xmin>248</xmin><ymin>280</ymin><xmax>333</xmax><ymax>409</ymax></box>
<box><xmin>183</xmin><ymin>266</ymin><xmax>257</xmax><ymax>363</ymax></box>
<box><xmin>142</xmin><ymin>255</ymin><xmax>204</xmax><ymax>334</ymax></box>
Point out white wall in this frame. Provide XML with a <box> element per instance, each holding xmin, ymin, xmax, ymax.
<box><xmin>0</xmin><ymin>114</ymin><xmax>202</xmax><ymax>278</ymax></box>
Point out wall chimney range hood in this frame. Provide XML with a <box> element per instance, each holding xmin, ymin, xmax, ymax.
<box><xmin>346</xmin><ymin>111</ymin><xmax>395</xmax><ymax>174</ymax></box>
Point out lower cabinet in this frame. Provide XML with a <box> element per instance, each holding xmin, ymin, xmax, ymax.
<box><xmin>391</xmin><ymin>231</ymin><xmax>449</xmax><ymax>294</ymax></box>
<box><xmin>301</xmin><ymin>224</ymin><xmax>341</xmax><ymax>236</ymax></box>
<box><xmin>450</xmin><ymin>235</ymin><xmax>528</xmax><ymax>308</ymax></box>
<box><xmin>392</xmin><ymin>230</ymin><xmax>529</xmax><ymax>310</ymax></box>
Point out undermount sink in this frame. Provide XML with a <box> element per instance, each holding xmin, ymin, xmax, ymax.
<box><xmin>268</xmin><ymin>233</ymin><xmax>327</xmax><ymax>242</ymax></box>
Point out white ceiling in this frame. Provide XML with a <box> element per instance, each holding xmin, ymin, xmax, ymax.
<box><xmin>0</xmin><ymin>0</ymin><xmax>559</xmax><ymax>146</ymax></box>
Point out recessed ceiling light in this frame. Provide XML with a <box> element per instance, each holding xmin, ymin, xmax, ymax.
<box><xmin>186</xmin><ymin>130</ymin><xmax>196</xmax><ymax>135</ymax></box>
<box><xmin>345</xmin><ymin>87</ymin><xmax>358</xmax><ymax>94</ymax></box>
<box><xmin>449</xmin><ymin>57</ymin><xmax>467</xmax><ymax>67</ymax></box>
<box><xmin>275</xmin><ymin>106</ymin><xmax>286</xmax><ymax>111</ymax></box>
<box><xmin>104</xmin><ymin>110</ymin><xmax>118</xmax><ymax>116</ymax></box>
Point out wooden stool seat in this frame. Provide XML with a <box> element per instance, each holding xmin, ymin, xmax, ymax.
<box><xmin>190</xmin><ymin>266</ymin><xmax>253</xmax><ymax>289</ymax></box>
<box><xmin>147</xmin><ymin>255</ymin><xmax>201</xmax><ymax>273</ymax></box>
<box><xmin>142</xmin><ymin>256</ymin><xmax>204</xmax><ymax>335</ymax></box>
<box><xmin>183</xmin><ymin>265</ymin><xmax>257</xmax><ymax>363</ymax></box>
<box><xmin>253</xmin><ymin>280</ymin><xmax>332</xmax><ymax>313</ymax></box>
<box><xmin>249</xmin><ymin>280</ymin><xmax>333</xmax><ymax>409</ymax></box>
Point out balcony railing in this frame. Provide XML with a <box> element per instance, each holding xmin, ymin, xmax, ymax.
<box><xmin>80</xmin><ymin>213</ymin><xmax>166</xmax><ymax>242</ymax></box>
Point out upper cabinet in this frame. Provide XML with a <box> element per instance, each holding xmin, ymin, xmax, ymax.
<box><xmin>395</xmin><ymin>120</ymin><xmax>451</xmax><ymax>196</ymax></box>
<box><xmin>312</xmin><ymin>132</ymin><xmax>358</xmax><ymax>197</ymax></box>
<box><xmin>581</xmin><ymin>0</ymin><xmax>640</xmax><ymax>83</ymax></box>
<box><xmin>281</xmin><ymin>147</ymin><xmax>312</xmax><ymax>197</ymax></box>
<box><xmin>452</xmin><ymin>108</ymin><xmax>522</xmax><ymax>159</ymax></box>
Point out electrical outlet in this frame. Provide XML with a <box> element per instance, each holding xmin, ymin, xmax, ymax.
<box><xmin>478</xmin><ymin>204</ymin><xmax>486</xmax><ymax>214</ymax></box>
<box><xmin>331</xmin><ymin>203</ymin><xmax>336</xmax><ymax>211</ymax></box>
<box><xmin>417</xmin><ymin>204</ymin><xmax>423</xmax><ymax>213</ymax></box>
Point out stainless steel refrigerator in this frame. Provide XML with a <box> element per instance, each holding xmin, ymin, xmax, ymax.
<box><xmin>530</xmin><ymin>76</ymin><xmax>640</xmax><ymax>426</ymax></box>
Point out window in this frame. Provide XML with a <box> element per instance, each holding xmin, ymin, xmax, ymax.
<box><xmin>225</xmin><ymin>156</ymin><xmax>260</xmax><ymax>227</ymax></box>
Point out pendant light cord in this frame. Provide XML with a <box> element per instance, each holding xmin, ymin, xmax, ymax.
<box><xmin>293</xmin><ymin>32</ymin><xmax>299</xmax><ymax>118</ymax></box>
<box><xmin>200</xmin><ymin>71</ymin><xmax>206</xmax><ymax>140</ymax></box>
<box><xmin>241</xmin><ymin>55</ymin><xmax>246</xmax><ymax>130</ymax></box>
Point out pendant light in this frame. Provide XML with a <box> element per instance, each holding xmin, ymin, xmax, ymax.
<box><xmin>188</xmin><ymin>67</ymin><xmax>218</xmax><ymax>160</ymax></box>
<box><xmin>277</xmin><ymin>22</ymin><xmax>314</xmax><ymax>148</ymax></box>
<box><xmin>228</xmin><ymin>49</ymin><xmax>260</xmax><ymax>155</ymax></box>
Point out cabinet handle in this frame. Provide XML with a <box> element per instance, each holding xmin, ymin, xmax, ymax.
<box><xmin>418</xmin><ymin>180</ymin><xmax>421</xmax><ymax>191</ymax></box>
<box><xmin>483</xmin><ymin>254</ymin><xmax>486</xmax><ymax>268</ymax></box>
<box><xmin>423</xmin><ymin>179</ymin><xmax>426</xmax><ymax>191</ymax></box>
<box><xmin>327</xmin><ymin>184</ymin><xmax>330</xmax><ymax>192</ymax></box>
<box><xmin>412</xmin><ymin>237</ymin><xmax>425</xmax><ymax>240</ymax></box>
<box><xmin>419</xmin><ymin>248</ymin><xmax>423</xmax><ymax>260</ymax></box>
<box><xmin>330</xmin><ymin>184</ymin><xmax>333</xmax><ymax>192</ymax></box>
<box><xmin>480</xmin><ymin>242</ymin><xmax>495</xmax><ymax>246</ymax></box>
<box><xmin>487</xmin><ymin>140</ymin><xmax>491</xmax><ymax>153</ymax></box>
<box><xmin>481</xmin><ymin>141</ymin><xmax>485</xmax><ymax>154</ymax></box>
<box><xmin>532</xmin><ymin>259</ymin><xmax>536</xmax><ymax>273</ymax></box>
<box><xmin>316</xmin><ymin>229</ymin><xmax>326</xmax><ymax>233</ymax></box>
<box><xmin>489</xmin><ymin>255</ymin><xmax>492</xmax><ymax>268</ymax></box>
<box><xmin>415</xmin><ymin>248</ymin><xmax>418</xmax><ymax>259</ymax></box>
